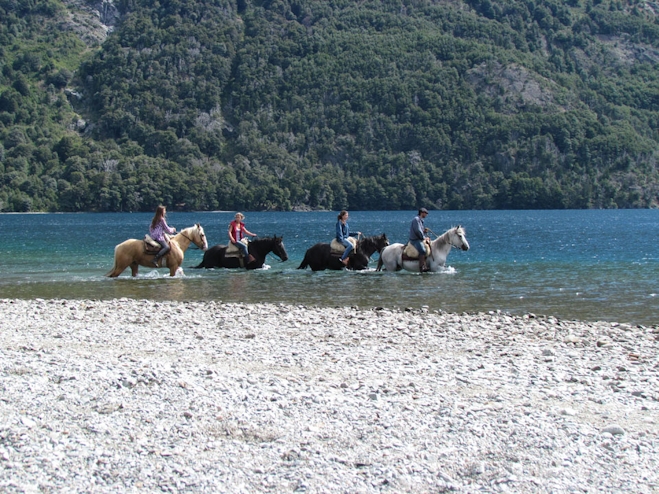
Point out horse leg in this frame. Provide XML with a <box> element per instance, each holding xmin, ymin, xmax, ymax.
<box><xmin>381</xmin><ymin>250</ymin><xmax>400</xmax><ymax>271</ymax></box>
<box><xmin>130</xmin><ymin>262</ymin><xmax>139</xmax><ymax>277</ymax></box>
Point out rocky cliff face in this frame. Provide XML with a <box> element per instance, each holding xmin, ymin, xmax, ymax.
<box><xmin>61</xmin><ymin>0</ymin><xmax>120</xmax><ymax>46</ymax></box>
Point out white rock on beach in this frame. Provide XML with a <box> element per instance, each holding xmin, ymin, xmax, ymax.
<box><xmin>0</xmin><ymin>298</ymin><xmax>657</xmax><ymax>492</ymax></box>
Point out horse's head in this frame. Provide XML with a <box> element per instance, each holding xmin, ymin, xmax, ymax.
<box><xmin>378</xmin><ymin>233</ymin><xmax>390</xmax><ymax>251</ymax></box>
<box><xmin>191</xmin><ymin>223</ymin><xmax>208</xmax><ymax>251</ymax></box>
<box><xmin>271</xmin><ymin>235</ymin><xmax>288</xmax><ymax>261</ymax></box>
<box><xmin>449</xmin><ymin>226</ymin><xmax>469</xmax><ymax>251</ymax></box>
<box><xmin>357</xmin><ymin>233</ymin><xmax>389</xmax><ymax>258</ymax></box>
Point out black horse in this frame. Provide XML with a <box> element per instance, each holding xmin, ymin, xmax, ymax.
<box><xmin>297</xmin><ymin>233</ymin><xmax>389</xmax><ymax>271</ymax></box>
<box><xmin>193</xmin><ymin>236</ymin><xmax>288</xmax><ymax>270</ymax></box>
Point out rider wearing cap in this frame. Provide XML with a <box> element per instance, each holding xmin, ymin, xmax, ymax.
<box><xmin>409</xmin><ymin>207</ymin><xmax>430</xmax><ymax>272</ymax></box>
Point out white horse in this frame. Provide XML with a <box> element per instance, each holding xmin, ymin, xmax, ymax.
<box><xmin>376</xmin><ymin>226</ymin><xmax>469</xmax><ymax>273</ymax></box>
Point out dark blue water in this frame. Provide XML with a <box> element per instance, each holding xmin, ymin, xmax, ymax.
<box><xmin>1</xmin><ymin>210</ymin><xmax>657</xmax><ymax>325</ymax></box>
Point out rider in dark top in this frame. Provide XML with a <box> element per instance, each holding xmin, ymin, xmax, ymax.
<box><xmin>409</xmin><ymin>207</ymin><xmax>430</xmax><ymax>272</ymax></box>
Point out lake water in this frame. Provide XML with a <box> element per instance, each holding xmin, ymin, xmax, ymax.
<box><xmin>1</xmin><ymin>210</ymin><xmax>657</xmax><ymax>326</ymax></box>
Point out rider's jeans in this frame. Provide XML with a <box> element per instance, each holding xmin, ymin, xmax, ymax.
<box><xmin>233</xmin><ymin>241</ymin><xmax>249</xmax><ymax>258</ymax></box>
<box><xmin>340</xmin><ymin>239</ymin><xmax>353</xmax><ymax>260</ymax></box>
<box><xmin>410</xmin><ymin>239</ymin><xmax>425</xmax><ymax>255</ymax></box>
<box><xmin>155</xmin><ymin>239</ymin><xmax>170</xmax><ymax>259</ymax></box>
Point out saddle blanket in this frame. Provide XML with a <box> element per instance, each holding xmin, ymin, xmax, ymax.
<box><xmin>330</xmin><ymin>237</ymin><xmax>357</xmax><ymax>255</ymax></box>
<box><xmin>403</xmin><ymin>239</ymin><xmax>431</xmax><ymax>259</ymax></box>
<box><xmin>226</xmin><ymin>239</ymin><xmax>249</xmax><ymax>258</ymax></box>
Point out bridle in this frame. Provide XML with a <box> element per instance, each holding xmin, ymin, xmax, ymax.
<box><xmin>178</xmin><ymin>227</ymin><xmax>206</xmax><ymax>250</ymax></box>
<box><xmin>266</xmin><ymin>237</ymin><xmax>288</xmax><ymax>263</ymax></box>
<box><xmin>427</xmin><ymin>227</ymin><xmax>464</xmax><ymax>251</ymax></box>
<box><xmin>450</xmin><ymin>228</ymin><xmax>467</xmax><ymax>250</ymax></box>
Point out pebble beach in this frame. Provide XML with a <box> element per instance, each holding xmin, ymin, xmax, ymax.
<box><xmin>1</xmin><ymin>298</ymin><xmax>658</xmax><ymax>493</ymax></box>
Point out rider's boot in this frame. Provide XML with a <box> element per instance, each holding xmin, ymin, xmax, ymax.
<box><xmin>152</xmin><ymin>256</ymin><xmax>160</xmax><ymax>267</ymax></box>
<box><xmin>418</xmin><ymin>254</ymin><xmax>429</xmax><ymax>273</ymax></box>
<box><xmin>247</xmin><ymin>254</ymin><xmax>256</xmax><ymax>264</ymax></box>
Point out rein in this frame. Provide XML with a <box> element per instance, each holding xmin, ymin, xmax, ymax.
<box><xmin>422</xmin><ymin>229</ymin><xmax>449</xmax><ymax>262</ymax></box>
<box><xmin>177</xmin><ymin>230</ymin><xmax>203</xmax><ymax>250</ymax></box>
<box><xmin>252</xmin><ymin>237</ymin><xmax>286</xmax><ymax>263</ymax></box>
<box><xmin>427</xmin><ymin>228</ymin><xmax>459</xmax><ymax>250</ymax></box>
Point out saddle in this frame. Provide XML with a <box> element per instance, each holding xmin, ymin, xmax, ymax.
<box><xmin>225</xmin><ymin>239</ymin><xmax>249</xmax><ymax>258</ymax></box>
<box><xmin>402</xmin><ymin>238</ymin><xmax>431</xmax><ymax>260</ymax></box>
<box><xmin>330</xmin><ymin>237</ymin><xmax>357</xmax><ymax>256</ymax></box>
<box><xmin>143</xmin><ymin>234</ymin><xmax>162</xmax><ymax>254</ymax></box>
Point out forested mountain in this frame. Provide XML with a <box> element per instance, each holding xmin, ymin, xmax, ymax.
<box><xmin>1</xmin><ymin>0</ymin><xmax>659</xmax><ymax>212</ymax></box>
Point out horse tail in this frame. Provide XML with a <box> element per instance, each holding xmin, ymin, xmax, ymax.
<box><xmin>376</xmin><ymin>256</ymin><xmax>383</xmax><ymax>272</ymax></box>
<box><xmin>297</xmin><ymin>254</ymin><xmax>309</xmax><ymax>270</ymax></box>
<box><xmin>105</xmin><ymin>245</ymin><xmax>120</xmax><ymax>277</ymax></box>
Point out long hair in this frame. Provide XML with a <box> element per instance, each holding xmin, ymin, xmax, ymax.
<box><xmin>337</xmin><ymin>210</ymin><xmax>348</xmax><ymax>221</ymax></box>
<box><xmin>151</xmin><ymin>205</ymin><xmax>166</xmax><ymax>229</ymax></box>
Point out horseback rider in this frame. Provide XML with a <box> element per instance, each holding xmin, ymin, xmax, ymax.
<box><xmin>336</xmin><ymin>210</ymin><xmax>361</xmax><ymax>266</ymax></box>
<box><xmin>229</xmin><ymin>212</ymin><xmax>257</xmax><ymax>264</ymax></box>
<box><xmin>150</xmin><ymin>205</ymin><xmax>176</xmax><ymax>267</ymax></box>
<box><xmin>409</xmin><ymin>207</ymin><xmax>430</xmax><ymax>272</ymax></box>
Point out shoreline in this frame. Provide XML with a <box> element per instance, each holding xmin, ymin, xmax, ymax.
<box><xmin>1</xmin><ymin>298</ymin><xmax>657</xmax><ymax>492</ymax></box>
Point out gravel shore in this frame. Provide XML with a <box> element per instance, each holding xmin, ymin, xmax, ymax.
<box><xmin>1</xmin><ymin>298</ymin><xmax>658</xmax><ymax>493</ymax></box>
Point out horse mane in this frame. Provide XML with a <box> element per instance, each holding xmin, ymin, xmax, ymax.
<box><xmin>434</xmin><ymin>226</ymin><xmax>465</xmax><ymax>247</ymax></box>
<box><xmin>251</xmin><ymin>235</ymin><xmax>279</xmax><ymax>244</ymax></box>
<box><xmin>358</xmin><ymin>235</ymin><xmax>377</xmax><ymax>251</ymax></box>
<box><xmin>357</xmin><ymin>234</ymin><xmax>387</xmax><ymax>256</ymax></box>
<box><xmin>178</xmin><ymin>223</ymin><xmax>201</xmax><ymax>236</ymax></box>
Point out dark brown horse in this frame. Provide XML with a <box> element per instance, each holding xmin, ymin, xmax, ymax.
<box><xmin>193</xmin><ymin>236</ymin><xmax>288</xmax><ymax>270</ymax></box>
<box><xmin>297</xmin><ymin>233</ymin><xmax>389</xmax><ymax>271</ymax></box>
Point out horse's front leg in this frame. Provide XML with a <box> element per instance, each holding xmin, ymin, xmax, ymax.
<box><xmin>168</xmin><ymin>252</ymin><xmax>184</xmax><ymax>276</ymax></box>
<box><xmin>428</xmin><ymin>257</ymin><xmax>444</xmax><ymax>272</ymax></box>
<box><xmin>131</xmin><ymin>263</ymin><xmax>139</xmax><ymax>276</ymax></box>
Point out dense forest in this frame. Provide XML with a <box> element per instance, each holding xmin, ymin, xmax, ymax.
<box><xmin>1</xmin><ymin>0</ymin><xmax>659</xmax><ymax>212</ymax></box>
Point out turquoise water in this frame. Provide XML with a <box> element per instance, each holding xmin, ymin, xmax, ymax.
<box><xmin>1</xmin><ymin>210</ymin><xmax>657</xmax><ymax>325</ymax></box>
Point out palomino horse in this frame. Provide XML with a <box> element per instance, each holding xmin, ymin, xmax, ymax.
<box><xmin>106</xmin><ymin>224</ymin><xmax>208</xmax><ymax>277</ymax></box>
<box><xmin>192</xmin><ymin>236</ymin><xmax>288</xmax><ymax>270</ymax></box>
<box><xmin>297</xmin><ymin>233</ymin><xmax>389</xmax><ymax>271</ymax></box>
<box><xmin>376</xmin><ymin>226</ymin><xmax>469</xmax><ymax>273</ymax></box>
